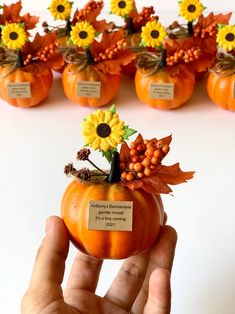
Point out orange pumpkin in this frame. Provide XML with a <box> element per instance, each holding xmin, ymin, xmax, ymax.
<box><xmin>61</xmin><ymin>179</ymin><xmax>164</xmax><ymax>259</ymax></box>
<box><xmin>135</xmin><ymin>66</ymin><xmax>195</xmax><ymax>110</ymax></box>
<box><xmin>0</xmin><ymin>62</ymin><xmax>53</xmax><ymax>108</ymax></box>
<box><xmin>62</xmin><ymin>64</ymin><xmax>120</xmax><ymax>107</ymax></box>
<box><xmin>207</xmin><ymin>72</ymin><xmax>235</xmax><ymax>111</ymax></box>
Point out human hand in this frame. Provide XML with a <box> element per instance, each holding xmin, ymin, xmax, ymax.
<box><xmin>21</xmin><ymin>216</ymin><xmax>177</xmax><ymax>314</ymax></box>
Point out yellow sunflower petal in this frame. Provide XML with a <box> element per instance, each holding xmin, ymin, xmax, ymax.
<box><xmin>70</xmin><ymin>21</ymin><xmax>96</xmax><ymax>48</ymax></box>
<box><xmin>49</xmin><ymin>0</ymin><xmax>71</xmax><ymax>20</ymax></box>
<box><xmin>100</xmin><ymin>139</ymin><xmax>110</xmax><ymax>151</ymax></box>
<box><xmin>179</xmin><ymin>0</ymin><xmax>204</xmax><ymax>22</ymax></box>
<box><xmin>110</xmin><ymin>0</ymin><xmax>134</xmax><ymax>17</ymax></box>
<box><xmin>2</xmin><ymin>23</ymin><xmax>28</xmax><ymax>50</ymax></box>
<box><xmin>141</xmin><ymin>20</ymin><xmax>166</xmax><ymax>48</ymax></box>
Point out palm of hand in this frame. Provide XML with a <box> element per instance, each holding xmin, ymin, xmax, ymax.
<box><xmin>22</xmin><ymin>216</ymin><xmax>177</xmax><ymax>314</ymax></box>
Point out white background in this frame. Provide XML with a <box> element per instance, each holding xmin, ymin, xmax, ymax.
<box><xmin>0</xmin><ymin>1</ymin><xmax>235</xmax><ymax>314</ymax></box>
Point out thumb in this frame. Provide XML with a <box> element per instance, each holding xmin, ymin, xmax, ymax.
<box><xmin>144</xmin><ymin>268</ymin><xmax>171</xmax><ymax>314</ymax></box>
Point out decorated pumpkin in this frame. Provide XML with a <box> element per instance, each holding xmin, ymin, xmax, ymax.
<box><xmin>0</xmin><ymin>19</ymin><xmax>62</xmax><ymax>108</ymax></box>
<box><xmin>61</xmin><ymin>106</ymin><xmax>194</xmax><ymax>259</ymax></box>
<box><xmin>207</xmin><ymin>25</ymin><xmax>235</xmax><ymax>111</ymax></box>
<box><xmin>62</xmin><ymin>63</ymin><xmax>120</xmax><ymax>107</ymax></box>
<box><xmin>0</xmin><ymin>62</ymin><xmax>53</xmax><ymax>108</ymax></box>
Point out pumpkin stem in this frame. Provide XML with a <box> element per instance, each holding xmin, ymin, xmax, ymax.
<box><xmin>160</xmin><ymin>48</ymin><xmax>167</xmax><ymax>68</ymax></box>
<box><xmin>85</xmin><ymin>48</ymin><xmax>95</xmax><ymax>65</ymax></box>
<box><xmin>125</xmin><ymin>17</ymin><xmax>135</xmax><ymax>35</ymax></box>
<box><xmin>65</xmin><ymin>20</ymin><xmax>72</xmax><ymax>35</ymax></box>
<box><xmin>87</xmin><ymin>159</ymin><xmax>108</xmax><ymax>175</ymax></box>
<box><xmin>187</xmin><ymin>22</ymin><xmax>194</xmax><ymax>37</ymax></box>
<box><xmin>107</xmin><ymin>151</ymin><xmax>121</xmax><ymax>183</ymax></box>
<box><xmin>17</xmin><ymin>51</ymin><xmax>24</xmax><ymax>68</ymax></box>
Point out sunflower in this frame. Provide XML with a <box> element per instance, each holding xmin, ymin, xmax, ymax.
<box><xmin>82</xmin><ymin>109</ymin><xmax>126</xmax><ymax>151</ymax></box>
<box><xmin>49</xmin><ymin>0</ymin><xmax>71</xmax><ymax>20</ymax></box>
<box><xmin>141</xmin><ymin>20</ymin><xmax>167</xmax><ymax>48</ymax></box>
<box><xmin>179</xmin><ymin>0</ymin><xmax>205</xmax><ymax>22</ymax></box>
<box><xmin>217</xmin><ymin>25</ymin><xmax>235</xmax><ymax>51</ymax></box>
<box><xmin>110</xmin><ymin>0</ymin><xmax>134</xmax><ymax>17</ymax></box>
<box><xmin>1</xmin><ymin>23</ymin><xmax>27</xmax><ymax>50</ymax></box>
<box><xmin>70</xmin><ymin>21</ymin><xmax>96</xmax><ymax>48</ymax></box>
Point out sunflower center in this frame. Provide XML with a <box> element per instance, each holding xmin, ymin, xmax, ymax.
<box><xmin>9</xmin><ymin>32</ymin><xmax>18</xmax><ymax>40</ymax></box>
<box><xmin>57</xmin><ymin>4</ymin><xmax>65</xmax><ymax>12</ymax></box>
<box><xmin>96</xmin><ymin>123</ymin><xmax>111</xmax><ymax>138</ymax></box>
<box><xmin>79</xmin><ymin>31</ymin><xmax>88</xmax><ymax>39</ymax></box>
<box><xmin>151</xmin><ymin>30</ymin><xmax>160</xmax><ymax>39</ymax></box>
<box><xmin>187</xmin><ymin>4</ymin><xmax>196</xmax><ymax>12</ymax></box>
<box><xmin>225</xmin><ymin>32</ymin><xmax>235</xmax><ymax>42</ymax></box>
<box><xmin>118</xmin><ymin>1</ymin><xmax>126</xmax><ymax>9</ymax></box>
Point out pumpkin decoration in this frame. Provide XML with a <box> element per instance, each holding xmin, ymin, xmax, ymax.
<box><xmin>134</xmin><ymin>19</ymin><xmax>196</xmax><ymax>110</ymax></box>
<box><xmin>0</xmin><ymin>29</ymin><xmax>63</xmax><ymax>108</ymax></box>
<box><xmin>44</xmin><ymin>0</ymin><xmax>110</xmax><ymax>72</ymax></box>
<box><xmin>110</xmin><ymin>0</ymin><xmax>158</xmax><ymax>76</ymax></box>
<box><xmin>62</xmin><ymin>25</ymin><xmax>135</xmax><ymax>107</ymax></box>
<box><xmin>165</xmin><ymin>0</ymin><xmax>232</xmax><ymax>76</ymax></box>
<box><xmin>61</xmin><ymin>106</ymin><xmax>194</xmax><ymax>259</ymax></box>
<box><xmin>207</xmin><ymin>24</ymin><xmax>235</xmax><ymax>111</ymax></box>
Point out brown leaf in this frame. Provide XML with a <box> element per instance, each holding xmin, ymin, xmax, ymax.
<box><xmin>196</xmin><ymin>12</ymin><xmax>232</xmax><ymax>29</ymax></box>
<box><xmin>120</xmin><ymin>179</ymin><xmax>143</xmax><ymax>191</ymax></box>
<box><xmin>157</xmin><ymin>163</ymin><xmax>195</xmax><ymax>185</ymax></box>
<box><xmin>158</xmin><ymin>134</ymin><xmax>172</xmax><ymax>145</ymax></box>
<box><xmin>119</xmin><ymin>142</ymin><xmax>131</xmax><ymax>164</ymax></box>
<box><xmin>141</xmin><ymin>176</ymin><xmax>172</xmax><ymax>194</ymax></box>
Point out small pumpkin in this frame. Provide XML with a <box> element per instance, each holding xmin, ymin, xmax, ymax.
<box><xmin>135</xmin><ymin>65</ymin><xmax>195</xmax><ymax>110</ymax></box>
<box><xmin>61</xmin><ymin>179</ymin><xmax>164</xmax><ymax>259</ymax></box>
<box><xmin>207</xmin><ymin>72</ymin><xmax>235</xmax><ymax>111</ymax></box>
<box><xmin>0</xmin><ymin>62</ymin><xmax>53</xmax><ymax>108</ymax></box>
<box><xmin>62</xmin><ymin>64</ymin><xmax>120</xmax><ymax>107</ymax></box>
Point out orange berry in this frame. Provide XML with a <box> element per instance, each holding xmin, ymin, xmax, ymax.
<box><xmin>134</xmin><ymin>163</ymin><xmax>144</xmax><ymax>172</ymax></box>
<box><xmin>130</xmin><ymin>149</ymin><xmax>137</xmax><ymax>156</ymax></box>
<box><xmin>142</xmin><ymin>158</ymin><xmax>151</xmax><ymax>167</ymax></box>
<box><xmin>129</xmin><ymin>163</ymin><xmax>135</xmax><ymax>171</ymax></box>
<box><xmin>154</xmin><ymin>150</ymin><xmax>162</xmax><ymax>158</ymax></box>
<box><xmin>137</xmin><ymin>172</ymin><xmax>145</xmax><ymax>179</ymax></box>
<box><xmin>139</xmin><ymin>154</ymin><xmax>145</xmax><ymax>161</ymax></box>
<box><xmin>126</xmin><ymin>173</ymin><xmax>135</xmax><ymax>182</ymax></box>
<box><xmin>137</xmin><ymin>144</ymin><xmax>145</xmax><ymax>152</ymax></box>
<box><xmin>121</xmin><ymin>171</ymin><xmax>128</xmax><ymax>180</ymax></box>
<box><xmin>132</xmin><ymin>156</ymin><xmax>139</xmax><ymax>163</ymax></box>
<box><xmin>151</xmin><ymin>157</ymin><xmax>159</xmax><ymax>165</ymax></box>
<box><xmin>145</xmin><ymin>147</ymin><xmax>155</xmax><ymax>157</ymax></box>
<box><xmin>157</xmin><ymin>140</ymin><xmax>164</xmax><ymax>148</ymax></box>
<box><xmin>144</xmin><ymin>168</ymin><xmax>152</xmax><ymax>177</ymax></box>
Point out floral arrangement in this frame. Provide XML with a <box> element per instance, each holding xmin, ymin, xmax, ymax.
<box><xmin>65</xmin><ymin>105</ymin><xmax>194</xmax><ymax>193</ymax></box>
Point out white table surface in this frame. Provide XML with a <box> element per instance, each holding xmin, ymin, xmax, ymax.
<box><xmin>1</xmin><ymin>2</ymin><xmax>235</xmax><ymax>314</ymax></box>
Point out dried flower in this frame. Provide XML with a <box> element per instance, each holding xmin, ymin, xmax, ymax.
<box><xmin>77</xmin><ymin>168</ymin><xmax>91</xmax><ymax>180</ymax></box>
<box><xmin>77</xmin><ymin>148</ymin><xmax>91</xmax><ymax>160</ymax></box>
<box><xmin>64</xmin><ymin>163</ymin><xmax>76</xmax><ymax>175</ymax></box>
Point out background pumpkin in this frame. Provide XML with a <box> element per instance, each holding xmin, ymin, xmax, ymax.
<box><xmin>0</xmin><ymin>62</ymin><xmax>53</xmax><ymax>108</ymax></box>
<box><xmin>135</xmin><ymin>66</ymin><xmax>195</xmax><ymax>110</ymax></box>
<box><xmin>207</xmin><ymin>72</ymin><xmax>235</xmax><ymax>111</ymax></box>
<box><xmin>61</xmin><ymin>179</ymin><xmax>164</xmax><ymax>259</ymax></box>
<box><xmin>62</xmin><ymin>64</ymin><xmax>120</xmax><ymax>107</ymax></box>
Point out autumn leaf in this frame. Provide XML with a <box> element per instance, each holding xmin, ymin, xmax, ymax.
<box><xmin>196</xmin><ymin>12</ymin><xmax>232</xmax><ymax>29</ymax></box>
<box><xmin>157</xmin><ymin>163</ymin><xmax>195</xmax><ymax>185</ymax></box>
<box><xmin>0</xmin><ymin>1</ymin><xmax>39</xmax><ymax>34</ymax></box>
<box><xmin>119</xmin><ymin>142</ymin><xmax>131</xmax><ymax>165</ymax></box>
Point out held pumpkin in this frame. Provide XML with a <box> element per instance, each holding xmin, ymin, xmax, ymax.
<box><xmin>135</xmin><ymin>66</ymin><xmax>195</xmax><ymax>110</ymax></box>
<box><xmin>62</xmin><ymin>64</ymin><xmax>120</xmax><ymax>107</ymax></box>
<box><xmin>207</xmin><ymin>72</ymin><xmax>235</xmax><ymax>111</ymax></box>
<box><xmin>61</xmin><ymin>179</ymin><xmax>164</xmax><ymax>259</ymax></box>
<box><xmin>0</xmin><ymin>62</ymin><xmax>53</xmax><ymax>108</ymax></box>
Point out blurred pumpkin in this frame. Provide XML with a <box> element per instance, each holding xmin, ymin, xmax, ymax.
<box><xmin>62</xmin><ymin>64</ymin><xmax>120</xmax><ymax>107</ymax></box>
<box><xmin>0</xmin><ymin>62</ymin><xmax>53</xmax><ymax>108</ymax></box>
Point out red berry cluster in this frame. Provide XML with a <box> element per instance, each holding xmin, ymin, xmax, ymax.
<box><xmin>132</xmin><ymin>7</ymin><xmax>158</xmax><ymax>31</ymax></box>
<box><xmin>93</xmin><ymin>39</ymin><xmax>127</xmax><ymax>62</ymax></box>
<box><xmin>120</xmin><ymin>138</ymin><xmax>170</xmax><ymax>182</ymax></box>
<box><xmin>166</xmin><ymin>47</ymin><xmax>201</xmax><ymax>66</ymax></box>
<box><xmin>194</xmin><ymin>22</ymin><xmax>217</xmax><ymax>38</ymax></box>
<box><xmin>75</xmin><ymin>0</ymin><xmax>103</xmax><ymax>21</ymax></box>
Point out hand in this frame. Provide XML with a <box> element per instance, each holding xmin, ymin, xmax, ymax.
<box><xmin>21</xmin><ymin>216</ymin><xmax>177</xmax><ymax>314</ymax></box>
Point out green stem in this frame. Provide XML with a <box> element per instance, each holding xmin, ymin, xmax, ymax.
<box><xmin>17</xmin><ymin>51</ymin><xmax>24</xmax><ymax>68</ymax></box>
<box><xmin>160</xmin><ymin>48</ymin><xmax>167</xmax><ymax>68</ymax></box>
<box><xmin>85</xmin><ymin>48</ymin><xmax>95</xmax><ymax>65</ymax></box>
<box><xmin>187</xmin><ymin>22</ymin><xmax>194</xmax><ymax>36</ymax></box>
<box><xmin>107</xmin><ymin>151</ymin><xmax>121</xmax><ymax>183</ymax></box>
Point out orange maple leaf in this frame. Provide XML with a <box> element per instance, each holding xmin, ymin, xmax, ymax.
<box><xmin>0</xmin><ymin>1</ymin><xmax>39</xmax><ymax>34</ymax></box>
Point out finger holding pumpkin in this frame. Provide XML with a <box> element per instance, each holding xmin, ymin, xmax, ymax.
<box><xmin>61</xmin><ymin>106</ymin><xmax>194</xmax><ymax>259</ymax></box>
